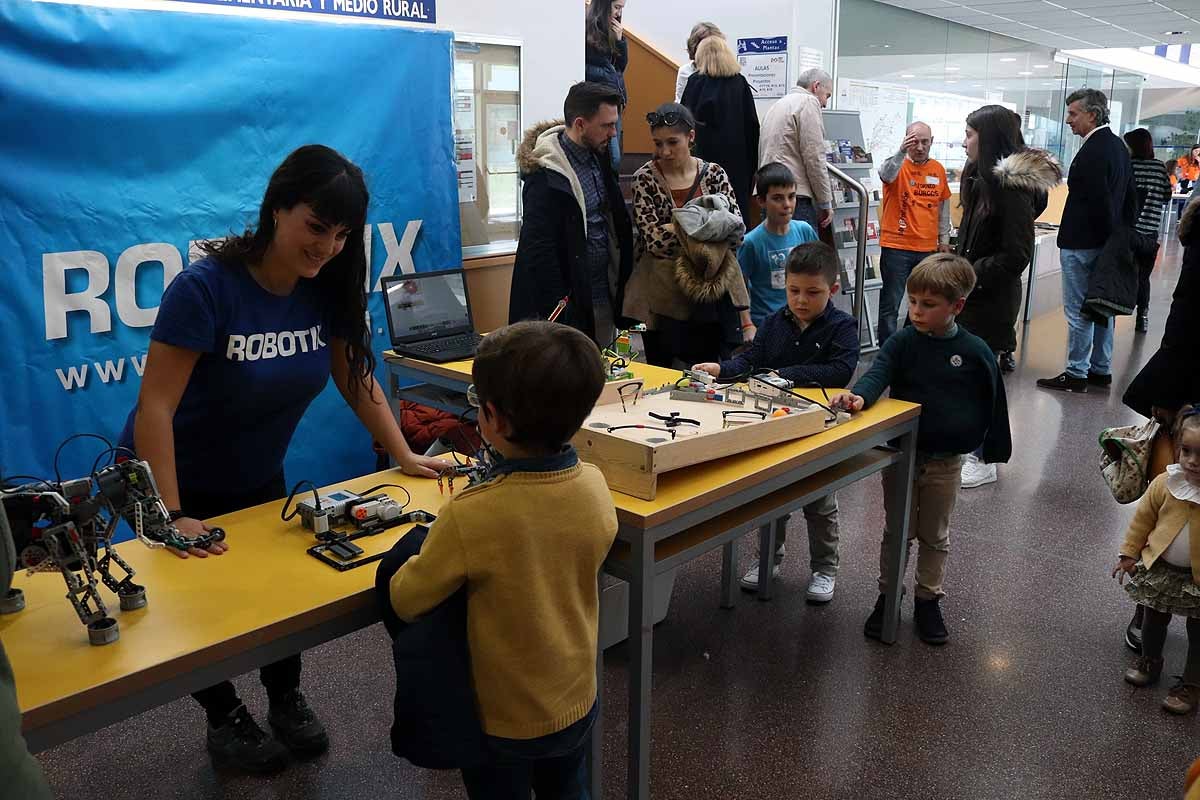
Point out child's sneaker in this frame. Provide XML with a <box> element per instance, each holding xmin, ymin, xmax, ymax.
<box><xmin>268</xmin><ymin>690</ymin><xmax>330</xmax><ymax>757</ymax></box>
<box><xmin>960</xmin><ymin>454</ymin><xmax>997</xmax><ymax>488</ymax></box>
<box><xmin>1162</xmin><ymin>679</ymin><xmax>1200</xmax><ymax>715</ymax></box>
<box><xmin>739</xmin><ymin>543</ymin><xmax>785</xmax><ymax>592</ymax></box>
<box><xmin>914</xmin><ymin>596</ymin><xmax>949</xmax><ymax>645</ymax></box>
<box><xmin>1124</xmin><ymin>656</ymin><xmax>1163</xmax><ymax>687</ymax></box>
<box><xmin>805</xmin><ymin>572</ymin><xmax>836</xmax><ymax>604</ymax></box>
<box><xmin>207</xmin><ymin>705</ymin><xmax>290</xmax><ymax>774</ymax></box>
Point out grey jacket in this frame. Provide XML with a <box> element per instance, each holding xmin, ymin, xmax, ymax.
<box><xmin>758</xmin><ymin>86</ymin><xmax>833</xmax><ymax>209</ymax></box>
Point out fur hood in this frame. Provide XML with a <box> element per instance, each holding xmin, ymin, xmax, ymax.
<box><xmin>1181</xmin><ymin>196</ymin><xmax>1200</xmax><ymax>246</ymax></box>
<box><xmin>992</xmin><ymin>149</ymin><xmax>1062</xmax><ymax>193</ymax></box>
<box><xmin>517</xmin><ymin>119</ymin><xmax>567</xmax><ymax>176</ymax></box>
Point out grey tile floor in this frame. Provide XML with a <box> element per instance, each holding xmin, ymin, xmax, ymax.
<box><xmin>34</xmin><ymin>244</ymin><xmax>1196</xmax><ymax>799</ymax></box>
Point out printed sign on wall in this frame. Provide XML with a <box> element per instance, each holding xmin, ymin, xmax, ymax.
<box><xmin>737</xmin><ymin>36</ymin><xmax>789</xmax><ymax>99</ymax></box>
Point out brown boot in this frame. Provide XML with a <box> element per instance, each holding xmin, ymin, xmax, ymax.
<box><xmin>1162</xmin><ymin>679</ymin><xmax>1200</xmax><ymax>715</ymax></box>
<box><xmin>1124</xmin><ymin>656</ymin><xmax>1164</xmax><ymax>687</ymax></box>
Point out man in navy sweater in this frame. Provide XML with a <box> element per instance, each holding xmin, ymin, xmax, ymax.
<box><xmin>1037</xmin><ymin>88</ymin><xmax>1137</xmax><ymax>394</ymax></box>
<box><xmin>694</xmin><ymin>242</ymin><xmax>858</xmax><ymax>601</ymax></box>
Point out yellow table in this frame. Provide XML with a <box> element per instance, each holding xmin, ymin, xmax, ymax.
<box><xmin>4</xmin><ymin>469</ymin><xmax>444</xmax><ymax>753</ymax></box>
<box><xmin>386</xmin><ymin>353</ymin><xmax>921</xmax><ymax>800</ymax></box>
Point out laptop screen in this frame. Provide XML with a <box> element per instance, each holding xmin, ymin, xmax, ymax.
<box><xmin>383</xmin><ymin>271</ymin><xmax>472</xmax><ymax>343</ymax></box>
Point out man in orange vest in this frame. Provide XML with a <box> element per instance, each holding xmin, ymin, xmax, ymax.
<box><xmin>876</xmin><ymin>121</ymin><xmax>952</xmax><ymax>343</ymax></box>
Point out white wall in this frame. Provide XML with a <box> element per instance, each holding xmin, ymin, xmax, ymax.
<box><xmin>622</xmin><ymin>0</ymin><xmax>837</xmax><ymax>116</ymax></box>
<box><xmin>437</xmin><ymin>0</ymin><xmax>583</xmax><ymax>127</ymax></box>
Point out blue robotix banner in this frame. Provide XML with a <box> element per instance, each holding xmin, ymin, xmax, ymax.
<box><xmin>0</xmin><ymin>0</ymin><xmax>459</xmax><ymax>495</ymax></box>
<box><xmin>164</xmin><ymin>0</ymin><xmax>436</xmax><ymax>25</ymax></box>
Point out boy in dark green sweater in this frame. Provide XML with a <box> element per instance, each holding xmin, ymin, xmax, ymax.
<box><xmin>832</xmin><ymin>254</ymin><xmax>1010</xmax><ymax>645</ymax></box>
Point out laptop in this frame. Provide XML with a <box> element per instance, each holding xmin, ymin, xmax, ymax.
<box><xmin>381</xmin><ymin>269</ymin><xmax>483</xmax><ymax>363</ymax></box>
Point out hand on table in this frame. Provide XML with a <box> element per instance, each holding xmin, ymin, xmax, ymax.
<box><xmin>691</xmin><ymin>363</ymin><xmax>721</xmax><ymax>378</ymax></box>
<box><xmin>829</xmin><ymin>392</ymin><xmax>864</xmax><ymax>413</ymax></box>
<box><xmin>1112</xmin><ymin>556</ymin><xmax>1137</xmax><ymax>584</ymax></box>
<box><xmin>398</xmin><ymin>454</ymin><xmax>447</xmax><ymax>479</ymax></box>
<box><xmin>168</xmin><ymin>517</ymin><xmax>229</xmax><ymax>559</ymax></box>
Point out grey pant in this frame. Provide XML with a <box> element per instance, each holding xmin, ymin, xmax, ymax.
<box><xmin>772</xmin><ymin>493</ymin><xmax>840</xmax><ymax>576</ymax></box>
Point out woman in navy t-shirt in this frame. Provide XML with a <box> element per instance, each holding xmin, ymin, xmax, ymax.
<box><xmin>121</xmin><ymin>145</ymin><xmax>444</xmax><ymax>774</ymax></box>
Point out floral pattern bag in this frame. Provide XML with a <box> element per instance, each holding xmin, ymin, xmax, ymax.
<box><xmin>1099</xmin><ymin>418</ymin><xmax>1160</xmax><ymax>504</ymax></box>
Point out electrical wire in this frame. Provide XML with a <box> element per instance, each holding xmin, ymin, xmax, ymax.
<box><xmin>53</xmin><ymin>433</ymin><xmax>114</xmax><ymax>482</ymax></box>
<box><xmin>355</xmin><ymin>484</ymin><xmax>412</xmax><ymax>510</ymax></box>
<box><xmin>1</xmin><ymin>474</ymin><xmax>55</xmax><ymax>491</ymax></box>
<box><xmin>89</xmin><ymin>446</ymin><xmax>137</xmax><ymax>477</ymax></box>
<box><xmin>280</xmin><ymin>480</ymin><xmax>323</xmax><ymax>521</ymax></box>
<box><xmin>778</xmin><ymin>386</ymin><xmax>837</xmax><ymax>418</ymax></box>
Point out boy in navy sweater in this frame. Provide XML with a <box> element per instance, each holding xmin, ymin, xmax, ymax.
<box><xmin>694</xmin><ymin>242</ymin><xmax>858</xmax><ymax>602</ymax></box>
<box><xmin>832</xmin><ymin>254</ymin><xmax>1010</xmax><ymax>645</ymax></box>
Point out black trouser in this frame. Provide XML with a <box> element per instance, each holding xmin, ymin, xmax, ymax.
<box><xmin>792</xmin><ymin>196</ymin><xmax>818</xmax><ymax>228</ymax></box>
<box><xmin>180</xmin><ymin>474</ymin><xmax>301</xmax><ymax>725</ymax></box>
<box><xmin>1141</xmin><ymin>606</ymin><xmax>1200</xmax><ymax>684</ymax></box>
<box><xmin>1135</xmin><ymin>244</ymin><xmax>1158</xmax><ymax>313</ymax></box>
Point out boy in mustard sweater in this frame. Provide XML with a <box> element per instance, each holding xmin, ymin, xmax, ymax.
<box><xmin>389</xmin><ymin>320</ymin><xmax>617</xmax><ymax>798</ymax></box>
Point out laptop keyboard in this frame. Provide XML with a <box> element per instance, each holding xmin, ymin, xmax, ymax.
<box><xmin>405</xmin><ymin>333</ymin><xmax>482</xmax><ymax>355</ymax></box>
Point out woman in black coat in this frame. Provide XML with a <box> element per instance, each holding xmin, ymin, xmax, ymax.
<box><xmin>956</xmin><ymin>105</ymin><xmax>1061</xmax><ymax>369</ymax></box>
<box><xmin>680</xmin><ymin>35</ymin><xmax>760</xmax><ymax>217</ymax></box>
<box><xmin>584</xmin><ymin>0</ymin><xmax>628</xmax><ymax>172</ymax></box>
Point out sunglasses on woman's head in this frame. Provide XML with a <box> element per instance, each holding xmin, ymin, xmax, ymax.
<box><xmin>646</xmin><ymin>111</ymin><xmax>688</xmax><ymax>129</ymax></box>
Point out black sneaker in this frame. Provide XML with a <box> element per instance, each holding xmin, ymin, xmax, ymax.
<box><xmin>998</xmin><ymin>351</ymin><xmax>1016</xmax><ymax>373</ymax></box>
<box><xmin>1036</xmin><ymin>372</ymin><xmax>1088</xmax><ymax>393</ymax></box>
<box><xmin>1135</xmin><ymin>310</ymin><xmax>1149</xmax><ymax>333</ymax></box>
<box><xmin>268</xmin><ymin>690</ymin><xmax>329</xmax><ymax>758</ymax></box>
<box><xmin>1087</xmin><ymin>371</ymin><xmax>1113</xmax><ymax>388</ymax></box>
<box><xmin>1126</xmin><ymin>605</ymin><xmax>1144</xmax><ymax>654</ymax></box>
<box><xmin>864</xmin><ymin>593</ymin><xmax>887</xmax><ymax>640</ymax></box>
<box><xmin>914</xmin><ymin>596</ymin><xmax>949</xmax><ymax>645</ymax></box>
<box><xmin>207</xmin><ymin>704</ymin><xmax>289</xmax><ymax>774</ymax></box>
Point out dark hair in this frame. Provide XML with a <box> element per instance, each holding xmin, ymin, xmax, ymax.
<box><xmin>907</xmin><ymin>253</ymin><xmax>976</xmax><ymax>302</ymax></box>
<box><xmin>472</xmin><ymin>321</ymin><xmax>605</xmax><ymax>453</ymax></box>
<box><xmin>1166</xmin><ymin>158</ymin><xmax>1180</xmax><ymax>174</ymax></box>
<box><xmin>1175</xmin><ymin>404</ymin><xmax>1200</xmax><ymax>442</ymax></box>
<box><xmin>564</xmin><ymin>81</ymin><xmax>623</xmax><ymax>128</ymax></box>
<box><xmin>961</xmin><ymin>104</ymin><xmax>1026</xmax><ymax>219</ymax></box>
<box><xmin>785</xmin><ymin>242</ymin><xmax>839</xmax><ymax>285</ymax></box>
<box><xmin>200</xmin><ymin>144</ymin><xmax>374</xmax><ymax>401</ymax></box>
<box><xmin>755</xmin><ymin>162</ymin><xmax>797</xmax><ymax>199</ymax></box>
<box><xmin>585</xmin><ymin>0</ymin><xmax>620</xmax><ymax>58</ymax></box>
<box><xmin>1065</xmin><ymin>88</ymin><xmax>1110</xmax><ymax>126</ymax></box>
<box><xmin>1124</xmin><ymin>128</ymin><xmax>1155</xmax><ymax>160</ymax></box>
<box><xmin>687</xmin><ymin>22</ymin><xmax>722</xmax><ymax>60</ymax></box>
<box><xmin>647</xmin><ymin>102</ymin><xmax>695</xmax><ymax>134</ymax></box>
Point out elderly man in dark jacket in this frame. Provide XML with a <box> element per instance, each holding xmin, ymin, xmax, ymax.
<box><xmin>1038</xmin><ymin>88</ymin><xmax>1137</xmax><ymax>394</ymax></box>
<box><xmin>509</xmin><ymin>82</ymin><xmax>633</xmax><ymax>347</ymax></box>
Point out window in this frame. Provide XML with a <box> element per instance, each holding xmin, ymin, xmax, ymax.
<box><xmin>455</xmin><ymin>39</ymin><xmax>522</xmax><ymax>256</ymax></box>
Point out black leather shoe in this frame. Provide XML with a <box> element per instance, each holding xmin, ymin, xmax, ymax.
<box><xmin>1037</xmin><ymin>372</ymin><xmax>1088</xmax><ymax>393</ymax></box>
<box><xmin>268</xmin><ymin>690</ymin><xmax>330</xmax><ymax>758</ymax></box>
<box><xmin>998</xmin><ymin>351</ymin><xmax>1016</xmax><ymax>373</ymax></box>
<box><xmin>914</xmin><ymin>596</ymin><xmax>949</xmax><ymax>645</ymax></box>
<box><xmin>1126</xmin><ymin>604</ymin><xmax>1144</xmax><ymax>654</ymax></box>
<box><xmin>1087</xmin><ymin>371</ymin><xmax>1113</xmax><ymax>388</ymax></box>
<box><xmin>207</xmin><ymin>705</ymin><xmax>289</xmax><ymax>774</ymax></box>
<box><xmin>863</xmin><ymin>593</ymin><xmax>887</xmax><ymax>640</ymax></box>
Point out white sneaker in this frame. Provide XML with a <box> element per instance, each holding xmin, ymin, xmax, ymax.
<box><xmin>739</xmin><ymin>563</ymin><xmax>781</xmax><ymax>591</ymax></box>
<box><xmin>960</xmin><ymin>454</ymin><xmax>997</xmax><ymax>488</ymax></box>
<box><xmin>805</xmin><ymin>572</ymin><xmax>836</xmax><ymax>603</ymax></box>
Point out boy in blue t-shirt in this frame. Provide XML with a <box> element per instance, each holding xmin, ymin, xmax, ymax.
<box><xmin>693</xmin><ymin>242</ymin><xmax>858</xmax><ymax>603</ymax></box>
<box><xmin>740</xmin><ymin>162</ymin><xmax>819</xmax><ymax>327</ymax></box>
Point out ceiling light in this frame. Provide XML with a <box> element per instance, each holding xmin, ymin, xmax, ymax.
<box><xmin>1164</xmin><ymin>30</ymin><xmax>1190</xmax><ymax>35</ymax></box>
<box><xmin>1018</xmin><ymin>71</ymin><xmax>1033</xmax><ymax>76</ymax></box>
<box><xmin>1034</xmin><ymin>64</ymin><xmax>1049</xmax><ymax>69</ymax></box>
<box><xmin>995</xmin><ymin>86</ymin><xmax>1006</xmax><ymax>91</ymax></box>
<box><xmin>900</xmin><ymin>73</ymin><xmax>916</xmax><ymax>78</ymax></box>
<box><xmin>945</xmin><ymin>66</ymin><xmax>960</xmax><ymax>71</ymax></box>
<box><xmin>1000</xmin><ymin>57</ymin><xmax>1017</xmax><ymax>62</ymax></box>
<box><xmin>946</xmin><ymin>80</ymin><xmax>959</xmax><ymax>84</ymax></box>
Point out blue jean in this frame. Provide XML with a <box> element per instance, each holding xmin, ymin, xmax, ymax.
<box><xmin>461</xmin><ymin>704</ymin><xmax>595</xmax><ymax>800</ymax></box>
<box><xmin>877</xmin><ymin>247</ymin><xmax>934</xmax><ymax>344</ymax></box>
<box><xmin>1060</xmin><ymin>247</ymin><xmax>1113</xmax><ymax>379</ymax></box>
<box><xmin>793</xmin><ymin>196</ymin><xmax>819</xmax><ymax>228</ymax></box>
<box><xmin>608</xmin><ymin>114</ymin><xmax>622</xmax><ymax>173</ymax></box>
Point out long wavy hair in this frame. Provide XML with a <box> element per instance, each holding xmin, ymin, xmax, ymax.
<box><xmin>585</xmin><ymin>0</ymin><xmax>620</xmax><ymax>58</ymax></box>
<box><xmin>201</xmin><ymin>144</ymin><xmax>375</xmax><ymax>401</ymax></box>
<box><xmin>960</xmin><ymin>105</ymin><xmax>1025</xmax><ymax>220</ymax></box>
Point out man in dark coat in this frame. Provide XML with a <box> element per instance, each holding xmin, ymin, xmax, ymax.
<box><xmin>509</xmin><ymin>81</ymin><xmax>634</xmax><ymax>347</ymax></box>
<box><xmin>1037</xmin><ymin>87</ymin><xmax>1137</xmax><ymax>394</ymax></box>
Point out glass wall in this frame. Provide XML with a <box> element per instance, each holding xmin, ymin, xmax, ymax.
<box><xmin>836</xmin><ymin>0</ymin><xmax>1144</xmax><ymax>179</ymax></box>
<box><xmin>455</xmin><ymin>40</ymin><xmax>522</xmax><ymax>256</ymax></box>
